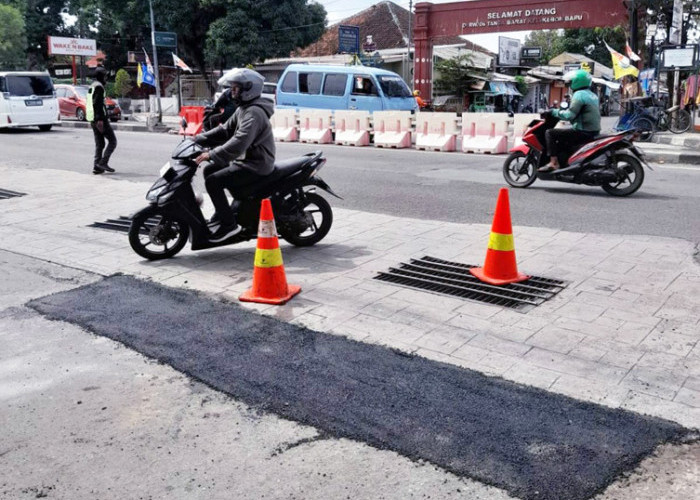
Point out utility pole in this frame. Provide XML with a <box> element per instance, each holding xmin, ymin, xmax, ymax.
<box><xmin>148</xmin><ymin>0</ymin><xmax>162</xmax><ymax>123</ymax></box>
<box><xmin>408</xmin><ymin>0</ymin><xmax>413</xmax><ymax>89</ymax></box>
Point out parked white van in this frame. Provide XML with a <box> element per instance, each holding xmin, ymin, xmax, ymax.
<box><xmin>276</xmin><ymin>64</ymin><xmax>417</xmax><ymax>112</ymax></box>
<box><xmin>0</xmin><ymin>71</ymin><xmax>60</xmax><ymax>131</ymax></box>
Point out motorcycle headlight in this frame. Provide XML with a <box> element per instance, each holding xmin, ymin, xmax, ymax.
<box><xmin>146</xmin><ymin>185</ymin><xmax>166</xmax><ymax>201</ymax></box>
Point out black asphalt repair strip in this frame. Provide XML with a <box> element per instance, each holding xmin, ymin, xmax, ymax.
<box><xmin>28</xmin><ymin>275</ymin><xmax>689</xmax><ymax>500</ymax></box>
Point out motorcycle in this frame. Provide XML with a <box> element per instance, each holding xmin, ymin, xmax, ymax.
<box><xmin>502</xmin><ymin>107</ymin><xmax>652</xmax><ymax>196</ymax></box>
<box><xmin>128</xmin><ymin>127</ymin><xmax>340</xmax><ymax>260</ymax></box>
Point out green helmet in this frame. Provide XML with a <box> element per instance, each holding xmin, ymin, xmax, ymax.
<box><xmin>570</xmin><ymin>69</ymin><xmax>592</xmax><ymax>91</ymax></box>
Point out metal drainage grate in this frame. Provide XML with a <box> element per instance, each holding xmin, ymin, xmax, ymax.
<box><xmin>374</xmin><ymin>255</ymin><xmax>567</xmax><ymax>311</ymax></box>
<box><xmin>0</xmin><ymin>188</ymin><xmax>26</xmax><ymax>200</ymax></box>
<box><xmin>88</xmin><ymin>216</ymin><xmax>136</xmax><ymax>233</ymax></box>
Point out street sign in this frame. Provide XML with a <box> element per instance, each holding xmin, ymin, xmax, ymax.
<box><xmin>670</xmin><ymin>0</ymin><xmax>683</xmax><ymax>44</ymax></box>
<box><xmin>661</xmin><ymin>45</ymin><xmax>698</xmax><ymax>70</ymax></box>
<box><xmin>47</xmin><ymin>36</ymin><xmax>96</xmax><ymax>57</ymax></box>
<box><xmin>338</xmin><ymin>25</ymin><xmax>360</xmax><ymax>54</ymax></box>
<box><xmin>154</xmin><ymin>31</ymin><xmax>177</xmax><ymax>48</ymax></box>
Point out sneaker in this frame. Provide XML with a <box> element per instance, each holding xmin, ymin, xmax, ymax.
<box><xmin>93</xmin><ymin>166</ymin><xmax>105</xmax><ymax>175</ymax></box>
<box><xmin>100</xmin><ymin>164</ymin><xmax>115</xmax><ymax>173</ymax></box>
<box><xmin>206</xmin><ymin>214</ymin><xmax>220</xmax><ymax>228</ymax></box>
<box><xmin>209</xmin><ymin>223</ymin><xmax>242</xmax><ymax>243</ymax></box>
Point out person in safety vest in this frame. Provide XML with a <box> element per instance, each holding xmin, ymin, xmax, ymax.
<box><xmin>538</xmin><ymin>70</ymin><xmax>601</xmax><ymax>173</ymax></box>
<box><xmin>413</xmin><ymin>89</ymin><xmax>427</xmax><ymax>109</ymax></box>
<box><xmin>193</xmin><ymin>68</ymin><xmax>275</xmax><ymax>243</ymax></box>
<box><xmin>87</xmin><ymin>66</ymin><xmax>117</xmax><ymax>174</ymax></box>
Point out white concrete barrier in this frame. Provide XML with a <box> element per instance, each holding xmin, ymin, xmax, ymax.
<box><xmin>512</xmin><ymin>113</ymin><xmax>540</xmax><ymax>148</ymax></box>
<box><xmin>270</xmin><ymin>108</ymin><xmax>298</xmax><ymax>142</ymax></box>
<box><xmin>415</xmin><ymin>112</ymin><xmax>458</xmax><ymax>152</ymax></box>
<box><xmin>461</xmin><ymin>113</ymin><xmax>510</xmax><ymax>154</ymax></box>
<box><xmin>373</xmin><ymin>111</ymin><xmax>412</xmax><ymax>148</ymax></box>
<box><xmin>334</xmin><ymin>110</ymin><xmax>371</xmax><ymax>146</ymax></box>
<box><xmin>299</xmin><ymin>109</ymin><xmax>333</xmax><ymax>144</ymax></box>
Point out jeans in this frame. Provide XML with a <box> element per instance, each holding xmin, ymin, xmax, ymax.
<box><xmin>91</xmin><ymin>120</ymin><xmax>117</xmax><ymax>167</ymax></box>
<box><xmin>203</xmin><ymin>162</ymin><xmax>263</xmax><ymax>226</ymax></box>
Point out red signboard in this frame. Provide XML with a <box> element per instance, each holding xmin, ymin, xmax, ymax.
<box><xmin>413</xmin><ymin>0</ymin><xmax>628</xmax><ymax>100</ymax></box>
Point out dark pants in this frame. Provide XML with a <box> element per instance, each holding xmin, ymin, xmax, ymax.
<box><xmin>203</xmin><ymin>162</ymin><xmax>262</xmax><ymax>226</ymax></box>
<box><xmin>91</xmin><ymin>120</ymin><xmax>117</xmax><ymax>168</ymax></box>
<box><xmin>545</xmin><ymin>128</ymin><xmax>597</xmax><ymax>165</ymax></box>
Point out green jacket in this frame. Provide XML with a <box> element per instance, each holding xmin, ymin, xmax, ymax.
<box><xmin>552</xmin><ymin>88</ymin><xmax>601</xmax><ymax>132</ymax></box>
<box><xmin>86</xmin><ymin>81</ymin><xmax>107</xmax><ymax>122</ymax></box>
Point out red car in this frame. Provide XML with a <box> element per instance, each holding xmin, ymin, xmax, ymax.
<box><xmin>55</xmin><ymin>84</ymin><xmax>121</xmax><ymax>122</ymax></box>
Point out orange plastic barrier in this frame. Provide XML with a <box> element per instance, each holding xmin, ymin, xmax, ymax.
<box><xmin>299</xmin><ymin>109</ymin><xmax>333</xmax><ymax>144</ymax></box>
<box><xmin>270</xmin><ymin>108</ymin><xmax>298</xmax><ymax>142</ymax></box>
<box><xmin>470</xmin><ymin>188</ymin><xmax>529</xmax><ymax>285</ymax></box>
<box><xmin>373</xmin><ymin>111</ymin><xmax>412</xmax><ymax>148</ymax></box>
<box><xmin>239</xmin><ymin>199</ymin><xmax>301</xmax><ymax>305</ymax></box>
<box><xmin>461</xmin><ymin>113</ymin><xmax>510</xmax><ymax>154</ymax></box>
<box><xmin>178</xmin><ymin>106</ymin><xmax>205</xmax><ymax>136</ymax></box>
<box><xmin>415</xmin><ymin>112</ymin><xmax>458</xmax><ymax>152</ymax></box>
<box><xmin>334</xmin><ymin>110</ymin><xmax>371</xmax><ymax>146</ymax></box>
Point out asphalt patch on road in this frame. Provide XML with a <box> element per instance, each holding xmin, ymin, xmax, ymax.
<box><xmin>29</xmin><ymin>275</ymin><xmax>689</xmax><ymax>500</ymax></box>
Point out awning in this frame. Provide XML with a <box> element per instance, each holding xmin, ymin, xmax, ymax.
<box><xmin>489</xmin><ymin>82</ymin><xmax>522</xmax><ymax>96</ymax></box>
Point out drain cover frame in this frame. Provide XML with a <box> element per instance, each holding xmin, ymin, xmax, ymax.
<box><xmin>0</xmin><ymin>188</ymin><xmax>26</xmax><ymax>200</ymax></box>
<box><xmin>374</xmin><ymin>256</ymin><xmax>566</xmax><ymax>311</ymax></box>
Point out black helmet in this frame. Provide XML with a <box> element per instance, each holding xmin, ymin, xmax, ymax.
<box><xmin>218</xmin><ymin>68</ymin><xmax>264</xmax><ymax>103</ymax></box>
<box><xmin>93</xmin><ymin>66</ymin><xmax>107</xmax><ymax>82</ymax></box>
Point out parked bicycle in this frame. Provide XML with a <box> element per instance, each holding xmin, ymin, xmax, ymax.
<box><xmin>646</xmin><ymin>102</ymin><xmax>692</xmax><ymax>134</ymax></box>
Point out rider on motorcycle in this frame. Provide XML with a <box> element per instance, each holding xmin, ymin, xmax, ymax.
<box><xmin>194</xmin><ymin>68</ymin><xmax>275</xmax><ymax>242</ymax></box>
<box><xmin>538</xmin><ymin>70</ymin><xmax>601</xmax><ymax>173</ymax></box>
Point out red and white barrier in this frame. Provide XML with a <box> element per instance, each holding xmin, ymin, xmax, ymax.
<box><xmin>461</xmin><ymin>113</ymin><xmax>510</xmax><ymax>154</ymax></box>
<box><xmin>415</xmin><ymin>112</ymin><xmax>458</xmax><ymax>152</ymax></box>
<box><xmin>178</xmin><ymin>106</ymin><xmax>204</xmax><ymax>136</ymax></box>
<box><xmin>271</xmin><ymin>108</ymin><xmax>298</xmax><ymax>142</ymax></box>
<box><xmin>299</xmin><ymin>109</ymin><xmax>333</xmax><ymax>144</ymax></box>
<box><xmin>373</xmin><ymin>111</ymin><xmax>412</xmax><ymax>148</ymax></box>
<box><xmin>334</xmin><ymin>110</ymin><xmax>371</xmax><ymax>146</ymax></box>
<box><xmin>512</xmin><ymin>113</ymin><xmax>539</xmax><ymax>148</ymax></box>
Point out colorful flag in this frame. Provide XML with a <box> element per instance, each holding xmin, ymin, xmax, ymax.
<box><xmin>143</xmin><ymin>48</ymin><xmax>154</xmax><ymax>75</ymax></box>
<box><xmin>172</xmin><ymin>53</ymin><xmax>193</xmax><ymax>73</ymax></box>
<box><xmin>605</xmin><ymin>41</ymin><xmax>639</xmax><ymax>80</ymax></box>
<box><xmin>137</xmin><ymin>62</ymin><xmax>143</xmax><ymax>87</ymax></box>
<box><xmin>625</xmin><ymin>41</ymin><xmax>641</xmax><ymax>62</ymax></box>
<box><xmin>140</xmin><ymin>62</ymin><xmax>156</xmax><ymax>87</ymax></box>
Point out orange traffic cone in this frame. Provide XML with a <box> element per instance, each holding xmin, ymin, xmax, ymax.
<box><xmin>239</xmin><ymin>199</ymin><xmax>301</xmax><ymax>305</ymax></box>
<box><xmin>470</xmin><ymin>188</ymin><xmax>529</xmax><ymax>286</ymax></box>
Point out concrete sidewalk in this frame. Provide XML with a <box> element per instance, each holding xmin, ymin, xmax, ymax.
<box><xmin>0</xmin><ymin>164</ymin><xmax>698</xmax><ymax>431</ymax></box>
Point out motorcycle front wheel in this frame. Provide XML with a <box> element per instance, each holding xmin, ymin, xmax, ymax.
<box><xmin>279</xmin><ymin>192</ymin><xmax>333</xmax><ymax>247</ymax></box>
<box><xmin>128</xmin><ymin>207</ymin><xmax>190</xmax><ymax>260</ymax></box>
<box><xmin>601</xmin><ymin>153</ymin><xmax>645</xmax><ymax>197</ymax></box>
<box><xmin>503</xmin><ymin>151</ymin><xmax>537</xmax><ymax>188</ymax></box>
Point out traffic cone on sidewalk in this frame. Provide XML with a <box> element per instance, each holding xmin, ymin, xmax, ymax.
<box><xmin>239</xmin><ymin>199</ymin><xmax>301</xmax><ymax>305</ymax></box>
<box><xmin>470</xmin><ymin>188</ymin><xmax>529</xmax><ymax>286</ymax></box>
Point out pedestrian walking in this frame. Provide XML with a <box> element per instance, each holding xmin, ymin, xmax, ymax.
<box><xmin>87</xmin><ymin>66</ymin><xmax>117</xmax><ymax>174</ymax></box>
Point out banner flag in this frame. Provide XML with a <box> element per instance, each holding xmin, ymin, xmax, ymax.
<box><xmin>605</xmin><ymin>41</ymin><xmax>639</xmax><ymax>80</ymax></box>
<box><xmin>172</xmin><ymin>53</ymin><xmax>193</xmax><ymax>73</ymax></box>
<box><xmin>625</xmin><ymin>41</ymin><xmax>641</xmax><ymax>62</ymax></box>
<box><xmin>140</xmin><ymin>62</ymin><xmax>156</xmax><ymax>87</ymax></box>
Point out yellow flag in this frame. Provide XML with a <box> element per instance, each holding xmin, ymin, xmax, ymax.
<box><xmin>137</xmin><ymin>62</ymin><xmax>143</xmax><ymax>88</ymax></box>
<box><xmin>605</xmin><ymin>42</ymin><xmax>639</xmax><ymax>80</ymax></box>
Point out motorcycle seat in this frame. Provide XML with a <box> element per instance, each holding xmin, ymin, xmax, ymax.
<box><xmin>593</xmin><ymin>130</ymin><xmax>629</xmax><ymax>140</ymax></box>
<box><xmin>231</xmin><ymin>155</ymin><xmax>316</xmax><ymax>197</ymax></box>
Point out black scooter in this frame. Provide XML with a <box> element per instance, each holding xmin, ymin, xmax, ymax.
<box><xmin>128</xmin><ymin>130</ymin><xmax>340</xmax><ymax>260</ymax></box>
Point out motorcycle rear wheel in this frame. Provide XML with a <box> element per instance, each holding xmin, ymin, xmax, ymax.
<box><xmin>503</xmin><ymin>152</ymin><xmax>537</xmax><ymax>188</ymax></box>
<box><xmin>279</xmin><ymin>192</ymin><xmax>332</xmax><ymax>247</ymax></box>
<box><xmin>128</xmin><ymin>207</ymin><xmax>190</xmax><ymax>260</ymax></box>
<box><xmin>601</xmin><ymin>153</ymin><xmax>645</xmax><ymax>197</ymax></box>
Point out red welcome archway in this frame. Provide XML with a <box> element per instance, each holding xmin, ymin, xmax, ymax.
<box><xmin>414</xmin><ymin>0</ymin><xmax>629</xmax><ymax>100</ymax></box>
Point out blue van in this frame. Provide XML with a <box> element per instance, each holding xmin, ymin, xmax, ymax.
<box><xmin>276</xmin><ymin>64</ymin><xmax>417</xmax><ymax>112</ymax></box>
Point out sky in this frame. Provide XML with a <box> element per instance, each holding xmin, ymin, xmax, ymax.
<box><xmin>315</xmin><ymin>0</ymin><xmax>531</xmax><ymax>52</ymax></box>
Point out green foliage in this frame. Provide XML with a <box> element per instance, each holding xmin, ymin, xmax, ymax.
<box><xmin>0</xmin><ymin>3</ymin><xmax>25</xmax><ymax>70</ymax></box>
<box><xmin>433</xmin><ymin>54</ymin><xmax>483</xmax><ymax>99</ymax></box>
<box><xmin>514</xmin><ymin>75</ymin><xmax>528</xmax><ymax>96</ymax></box>
<box><xmin>105</xmin><ymin>81</ymin><xmax>116</xmax><ymax>97</ymax></box>
<box><xmin>114</xmin><ymin>68</ymin><xmax>132</xmax><ymax>98</ymax></box>
<box><xmin>524</xmin><ymin>27</ymin><xmax>627</xmax><ymax>68</ymax></box>
<box><xmin>523</xmin><ymin>30</ymin><xmax>565</xmax><ymax>65</ymax></box>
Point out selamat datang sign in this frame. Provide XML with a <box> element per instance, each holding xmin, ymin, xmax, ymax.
<box><xmin>47</xmin><ymin>36</ymin><xmax>97</xmax><ymax>57</ymax></box>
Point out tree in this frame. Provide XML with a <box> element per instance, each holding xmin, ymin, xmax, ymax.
<box><xmin>114</xmin><ymin>68</ymin><xmax>132</xmax><ymax>97</ymax></box>
<box><xmin>433</xmin><ymin>53</ymin><xmax>483</xmax><ymax>100</ymax></box>
<box><xmin>0</xmin><ymin>3</ymin><xmax>26</xmax><ymax>70</ymax></box>
<box><xmin>523</xmin><ymin>30</ymin><xmax>565</xmax><ymax>65</ymax></box>
<box><xmin>561</xmin><ymin>27</ymin><xmax>627</xmax><ymax>67</ymax></box>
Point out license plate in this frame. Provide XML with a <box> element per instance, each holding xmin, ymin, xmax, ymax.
<box><xmin>25</xmin><ymin>99</ymin><xmax>43</xmax><ymax>106</ymax></box>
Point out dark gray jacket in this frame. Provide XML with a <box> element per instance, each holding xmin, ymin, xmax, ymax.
<box><xmin>195</xmin><ymin>97</ymin><xmax>275</xmax><ymax>175</ymax></box>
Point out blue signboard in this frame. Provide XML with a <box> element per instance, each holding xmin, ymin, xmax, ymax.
<box><xmin>338</xmin><ymin>25</ymin><xmax>360</xmax><ymax>54</ymax></box>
